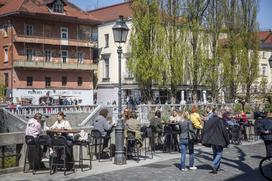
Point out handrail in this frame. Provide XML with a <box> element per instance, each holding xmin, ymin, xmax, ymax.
<box><xmin>2</xmin><ymin>108</ymin><xmax>27</xmax><ymax>124</ymax></box>
<box><xmin>78</xmin><ymin>105</ymin><xmax>102</xmax><ymax>126</ymax></box>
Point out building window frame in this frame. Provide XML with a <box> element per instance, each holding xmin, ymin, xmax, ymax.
<box><xmin>103</xmin><ymin>58</ymin><xmax>109</xmax><ymax>79</ymax></box>
<box><xmin>104</xmin><ymin>34</ymin><xmax>109</xmax><ymax>48</ymax></box>
<box><xmin>27</xmin><ymin>76</ymin><xmax>33</xmax><ymax>86</ymax></box>
<box><xmin>4</xmin><ymin>47</ymin><xmax>8</xmax><ymax>63</ymax></box>
<box><xmin>45</xmin><ymin>77</ymin><xmax>51</xmax><ymax>87</ymax></box>
<box><xmin>77</xmin><ymin>76</ymin><xmax>82</xmax><ymax>86</ymax></box>
<box><xmin>2</xmin><ymin>24</ymin><xmax>8</xmax><ymax>37</ymax></box>
<box><xmin>25</xmin><ymin>24</ymin><xmax>33</xmax><ymax>36</ymax></box>
<box><xmin>77</xmin><ymin>52</ymin><xmax>84</xmax><ymax>64</ymax></box>
<box><xmin>61</xmin><ymin>50</ymin><xmax>68</xmax><ymax>63</ymax></box>
<box><xmin>62</xmin><ymin>76</ymin><xmax>67</xmax><ymax>86</ymax></box>
<box><xmin>26</xmin><ymin>48</ymin><xmax>34</xmax><ymax>61</ymax></box>
<box><xmin>4</xmin><ymin>73</ymin><xmax>8</xmax><ymax>87</ymax></box>
<box><xmin>44</xmin><ymin>49</ymin><xmax>52</xmax><ymax>62</ymax></box>
<box><xmin>125</xmin><ymin>59</ymin><xmax>134</xmax><ymax>79</ymax></box>
<box><xmin>60</xmin><ymin>27</ymin><xmax>68</xmax><ymax>40</ymax></box>
<box><xmin>52</xmin><ymin>0</ymin><xmax>64</xmax><ymax>13</ymax></box>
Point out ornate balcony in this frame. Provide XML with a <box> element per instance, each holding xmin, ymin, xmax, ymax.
<box><xmin>13</xmin><ymin>34</ymin><xmax>97</xmax><ymax>48</ymax></box>
<box><xmin>13</xmin><ymin>60</ymin><xmax>97</xmax><ymax>71</ymax></box>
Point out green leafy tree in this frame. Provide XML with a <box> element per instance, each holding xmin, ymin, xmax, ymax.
<box><xmin>160</xmin><ymin>0</ymin><xmax>188</xmax><ymax>97</ymax></box>
<box><xmin>184</xmin><ymin>0</ymin><xmax>210</xmax><ymax>102</ymax></box>
<box><xmin>222</xmin><ymin>0</ymin><xmax>243</xmax><ymax>101</ymax></box>
<box><xmin>129</xmin><ymin>0</ymin><xmax>167</xmax><ymax>101</ymax></box>
<box><xmin>205</xmin><ymin>0</ymin><xmax>225</xmax><ymax>102</ymax></box>
<box><xmin>239</xmin><ymin>0</ymin><xmax>259</xmax><ymax>103</ymax></box>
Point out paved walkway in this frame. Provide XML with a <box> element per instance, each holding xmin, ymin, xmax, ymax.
<box><xmin>0</xmin><ymin>141</ymin><xmax>266</xmax><ymax>181</ymax></box>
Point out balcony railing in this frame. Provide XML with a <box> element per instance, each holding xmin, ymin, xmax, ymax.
<box><xmin>13</xmin><ymin>34</ymin><xmax>97</xmax><ymax>48</ymax></box>
<box><xmin>13</xmin><ymin>61</ymin><xmax>98</xmax><ymax>71</ymax></box>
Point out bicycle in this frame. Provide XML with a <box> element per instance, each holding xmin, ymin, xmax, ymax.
<box><xmin>259</xmin><ymin>156</ymin><xmax>272</xmax><ymax>181</ymax></box>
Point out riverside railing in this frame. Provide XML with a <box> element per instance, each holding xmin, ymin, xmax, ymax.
<box><xmin>5</xmin><ymin>105</ymin><xmax>97</xmax><ymax>116</ymax></box>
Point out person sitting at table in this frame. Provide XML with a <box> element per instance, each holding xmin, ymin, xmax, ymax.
<box><xmin>125</xmin><ymin>111</ymin><xmax>142</xmax><ymax>159</ymax></box>
<box><xmin>168</xmin><ymin>109</ymin><xmax>182</xmax><ymax>151</ymax></box>
<box><xmin>26</xmin><ymin>113</ymin><xmax>43</xmax><ymax>139</ymax></box>
<box><xmin>50</xmin><ymin>111</ymin><xmax>72</xmax><ymax>130</ymax></box>
<box><xmin>123</xmin><ymin>107</ymin><xmax>131</xmax><ymax>123</ymax></box>
<box><xmin>25</xmin><ymin>113</ymin><xmax>47</xmax><ymax>169</ymax></box>
<box><xmin>49</xmin><ymin>111</ymin><xmax>74</xmax><ymax>170</ymax></box>
<box><xmin>125</xmin><ymin>111</ymin><xmax>142</xmax><ymax>144</ymax></box>
<box><xmin>49</xmin><ymin>111</ymin><xmax>73</xmax><ymax>142</ymax></box>
<box><xmin>169</xmin><ymin>109</ymin><xmax>182</xmax><ymax>123</ymax></box>
<box><xmin>92</xmin><ymin>109</ymin><xmax>114</xmax><ymax>152</ymax></box>
<box><xmin>149</xmin><ymin>110</ymin><xmax>163</xmax><ymax>147</ymax></box>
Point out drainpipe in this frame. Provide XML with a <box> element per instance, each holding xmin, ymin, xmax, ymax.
<box><xmin>10</xmin><ymin>18</ymin><xmax>14</xmax><ymax>100</ymax></box>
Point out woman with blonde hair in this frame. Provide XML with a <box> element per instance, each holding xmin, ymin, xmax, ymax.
<box><xmin>179</xmin><ymin>111</ymin><xmax>197</xmax><ymax>171</ymax></box>
<box><xmin>190</xmin><ymin>105</ymin><xmax>203</xmax><ymax>142</ymax></box>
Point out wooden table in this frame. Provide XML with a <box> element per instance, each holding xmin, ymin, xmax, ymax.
<box><xmin>47</xmin><ymin>129</ymin><xmax>80</xmax><ymax>134</ymax></box>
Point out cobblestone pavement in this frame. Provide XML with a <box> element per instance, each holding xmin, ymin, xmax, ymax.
<box><xmin>70</xmin><ymin>143</ymin><xmax>267</xmax><ymax>181</ymax></box>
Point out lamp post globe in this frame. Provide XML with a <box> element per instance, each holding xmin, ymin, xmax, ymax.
<box><xmin>112</xmin><ymin>15</ymin><xmax>129</xmax><ymax>165</ymax></box>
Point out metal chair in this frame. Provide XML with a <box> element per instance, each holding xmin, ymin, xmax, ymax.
<box><xmin>90</xmin><ymin>129</ymin><xmax>111</xmax><ymax>162</ymax></box>
<box><xmin>73</xmin><ymin>134</ymin><xmax>93</xmax><ymax>171</ymax></box>
<box><xmin>50</xmin><ymin>136</ymin><xmax>75</xmax><ymax>175</ymax></box>
<box><xmin>24</xmin><ymin>135</ymin><xmax>38</xmax><ymax>175</ymax></box>
<box><xmin>163</xmin><ymin>125</ymin><xmax>173</xmax><ymax>153</ymax></box>
<box><xmin>126</xmin><ymin>130</ymin><xmax>140</xmax><ymax>163</ymax></box>
<box><xmin>142</xmin><ymin>127</ymin><xmax>154</xmax><ymax>159</ymax></box>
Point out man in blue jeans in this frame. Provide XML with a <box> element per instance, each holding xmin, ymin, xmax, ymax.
<box><xmin>202</xmin><ymin>111</ymin><xmax>229</xmax><ymax>174</ymax></box>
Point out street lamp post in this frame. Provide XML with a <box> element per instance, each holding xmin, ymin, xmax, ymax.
<box><xmin>112</xmin><ymin>15</ymin><xmax>129</xmax><ymax>165</ymax></box>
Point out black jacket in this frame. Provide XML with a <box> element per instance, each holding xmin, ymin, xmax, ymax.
<box><xmin>254</xmin><ymin>118</ymin><xmax>272</xmax><ymax>141</ymax></box>
<box><xmin>202</xmin><ymin>115</ymin><xmax>230</xmax><ymax>148</ymax></box>
<box><xmin>149</xmin><ymin>117</ymin><xmax>163</xmax><ymax>134</ymax></box>
<box><xmin>179</xmin><ymin>120</ymin><xmax>195</xmax><ymax>140</ymax></box>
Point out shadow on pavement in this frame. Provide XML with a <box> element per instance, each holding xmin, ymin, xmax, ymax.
<box><xmin>224</xmin><ymin>167</ymin><xmax>265</xmax><ymax>181</ymax></box>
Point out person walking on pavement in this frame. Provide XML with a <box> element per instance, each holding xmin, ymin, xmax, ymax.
<box><xmin>202</xmin><ymin>109</ymin><xmax>230</xmax><ymax>174</ymax></box>
<box><xmin>255</xmin><ymin>112</ymin><xmax>272</xmax><ymax>157</ymax></box>
<box><xmin>190</xmin><ymin>105</ymin><xmax>203</xmax><ymax>143</ymax></box>
<box><xmin>179</xmin><ymin>111</ymin><xmax>197</xmax><ymax>171</ymax></box>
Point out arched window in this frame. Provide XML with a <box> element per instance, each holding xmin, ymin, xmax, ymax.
<box><xmin>52</xmin><ymin>0</ymin><xmax>64</xmax><ymax>13</ymax></box>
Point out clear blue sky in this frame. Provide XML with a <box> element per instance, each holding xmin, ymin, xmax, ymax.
<box><xmin>70</xmin><ymin>0</ymin><xmax>271</xmax><ymax>30</ymax></box>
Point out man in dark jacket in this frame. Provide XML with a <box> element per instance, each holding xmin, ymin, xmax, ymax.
<box><xmin>255</xmin><ymin>114</ymin><xmax>272</xmax><ymax>157</ymax></box>
<box><xmin>202</xmin><ymin>112</ymin><xmax>230</xmax><ymax>174</ymax></box>
<box><xmin>149</xmin><ymin>110</ymin><xmax>163</xmax><ymax>148</ymax></box>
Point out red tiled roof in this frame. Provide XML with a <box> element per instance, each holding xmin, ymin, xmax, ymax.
<box><xmin>88</xmin><ymin>2</ymin><xmax>132</xmax><ymax>22</ymax></box>
<box><xmin>0</xmin><ymin>0</ymin><xmax>100</xmax><ymax>24</ymax></box>
<box><xmin>259</xmin><ymin>31</ymin><xmax>272</xmax><ymax>44</ymax></box>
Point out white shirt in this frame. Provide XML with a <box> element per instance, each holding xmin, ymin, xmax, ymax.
<box><xmin>25</xmin><ymin>118</ymin><xmax>42</xmax><ymax>138</ymax></box>
<box><xmin>50</xmin><ymin>120</ymin><xmax>72</xmax><ymax>130</ymax></box>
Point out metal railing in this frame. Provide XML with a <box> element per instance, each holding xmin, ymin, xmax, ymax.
<box><xmin>5</xmin><ymin>105</ymin><xmax>97</xmax><ymax>116</ymax></box>
<box><xmin>13</xmin><ymin>61</ymin><xmax>97</xmax><ymax>71</ymax></box>
<box><xmin>13</xmin><ymin>34</ymin><xmax>97</xmax><ymax>48</ymax></box>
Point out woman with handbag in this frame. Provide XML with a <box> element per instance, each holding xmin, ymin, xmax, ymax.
<box><xmin>179</xmin><ymin>111</ymin><xmax>197</xmax><ymax>171</ymax></box>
